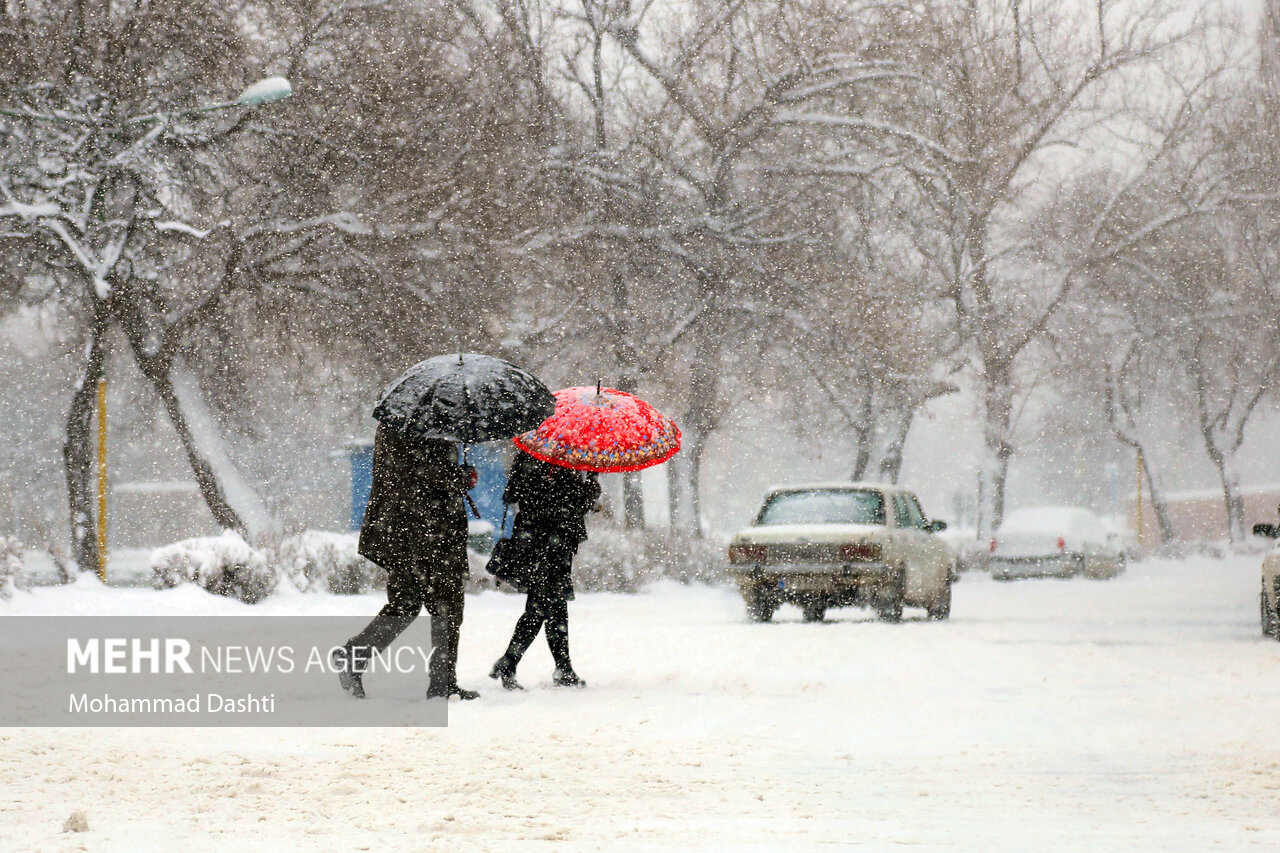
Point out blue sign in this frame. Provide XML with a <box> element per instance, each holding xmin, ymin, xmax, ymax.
<box><xmin>348</xmin><ymin>441</ymin><xmax>375</xmax><ymax>532</ymax></box>
<box><xmin>346</xmin><ymin>440</ymin><xmax>513</xmax><ymax>542</ymax></box>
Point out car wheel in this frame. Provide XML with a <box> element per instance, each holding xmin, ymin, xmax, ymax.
<box><xmin>746</xmin><ymin>585</ymin><xmax>777</xmax><ymax>623</ymax></box>
<box><xmin>1262</xmin><ymin>580</ymin><xmax>1280</xmax><ymax>640</ymax></box>
<box><xmin>801</xmin><ymin>601</ymin><xmax>826</xmax><ymax>623</ymax></box>
<box><xmin>874</xmin><ymin>568</ymin><xmax>905</xmax><ymax>623</ymax></box>
<box><xmin>927</xmin><ymin>577</ymin><xmax>952</xmax><ymax>620</ymax></box>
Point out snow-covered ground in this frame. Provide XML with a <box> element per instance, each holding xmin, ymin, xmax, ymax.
<box><xmin>2</xmin><ymin>556</ymin><xmax>1279</xmax><ymax>851</ymax></box>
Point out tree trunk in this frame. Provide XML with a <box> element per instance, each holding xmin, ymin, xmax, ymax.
<box><xmin>849</xmin><ymin>440</ymin><xmax>871</xmax><ymax>482</ymax></box>
<box><xmin>1104</xmin><ymin>360</ymin><xmax>1177</xmax><ymax>546</ymax></box>
<box><xmin>666</xmin><ymin>452</ymin><xmax>683</xmax><ymax>531</ymax></box>
<box><xmin>622</xmin><ymin>472</ymin><xmax>645</xmax><ymax>530</ymax></box>
<box><xmin>109</xmin><ymin>278</ymin><xmax>278</xmax><ymax>542</ymax></box>
<box><xmin>613</xmin><ymin>376</ymin><xmax>645</xmax><ymax>529</ymax></box>
<box><xmin>143</xmin><ymin>357</ymin><xmax>278</xmax><ymax>542</ymax></box>
<box><xmin>686</xmin><ymin>426</ymin><xmax>709</xmax><ymax>537</ymax></box>
<box><xmin>667</xmin><ymin>426</ymin><xmax>698</xmax><ymax>535</ymax></box>
<box><xmin>675</xmin><ymin>317</ymin><xmax>723</xmax><ymax>538</ymax></box>
<box><xmin>847</xmin><ymin>389</ymin><xmax>874</xmax><ymax>481</ymax></box>
<box><xmin>870</xmin><ymin>405</ymin><xmax>915</xmax><ymax>484</ymax></box>
<box><xmin>978</xmin><ymin>362</ymin><xmax>1016</xmax><ymax>539</ymax></box>
<box><xmin>1209</xmin><ymin>449</ymin><xmax>1246</xmax><ymax>543</ymax></box>
<box><xmin>62</xmin><ymin>306</ymin><xmax>110</xmax><ymax>575</ymax></box>
<box><xmin>1133</xmin><ymin>444</ymin><xmax>1177</xmax><ymax>546</ymax></box>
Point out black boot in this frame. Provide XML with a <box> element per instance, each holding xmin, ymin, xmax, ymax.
<box><xmin>489</xmin><ymin>657</ymin><xmax>525</xmax><ymax>691</ymax></box>
<box><xmin>545</xmin><ymin>599</ymin><xmax>582</xmax><ymax>688</ymax></box>
<box><xmin>552</xmin><ymin>667</ymin><xmax>586</xmax><ymax>688</ymax></box>
<box><xmin>427</xmin><ymin>681</ymin><xmax>480</xmax><ymax>700</ymax></box>
<box><xmin>333</xmin><ymin>644</ymin><xmax>366</xmax><ymax>699</ymax></box>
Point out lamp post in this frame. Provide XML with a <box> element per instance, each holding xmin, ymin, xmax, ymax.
<box><xmin>96</xmin><ymin>374</ymin><xmax>107</xmax><ymax>581</ymax></box>
<box><xmin>1135</xmin><ymin>447</ymin><xmax>1145</xmax><ymax>552</ymax></box>
<box><xmin>92</xmin><ymin>76</ymin><xmax>292</xmax><ymax>582</ymax></box>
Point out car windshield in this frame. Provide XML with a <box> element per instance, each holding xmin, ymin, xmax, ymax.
<box><xmin>756</xmin><ymin>489</ymin><xmax>885</xmax><ymax>526</ymax></box>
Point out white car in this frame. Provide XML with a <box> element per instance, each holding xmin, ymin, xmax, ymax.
<box><xmin>726</xmin><ymin>483</ymin><xmax>956</xmax><ymax>622</ymax></box>
<box><xmin>988</xmin><ymin>506</ymin><xmax>1126</xmax><ymax>580</ymax></box>
<box><xmin>1253</xmin><ymin>522</ymin><xmax>1280</xmax><ymax>640</ymax></box>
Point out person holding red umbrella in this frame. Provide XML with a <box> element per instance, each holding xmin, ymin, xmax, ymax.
<box><xmin>489</xmin><ymin>385</ymin><xmax>680</xmax><ymax>690</ymax></box>
<box><xmin>489</xmin><ymin>449</ymin><xmax>600</xmax><ymax>689</ymax></box>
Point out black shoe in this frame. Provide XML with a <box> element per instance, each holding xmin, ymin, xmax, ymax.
<box><xmin>333</xmin><ymin>644</ymin><xmax>365</xmax><ymax>699</ymax></box>
<box><xmin>552</xmin><ymin>667</ymin><xmax>586</xmax><ymax>688</ymax></box>
<box><xmin>489</xmin><ymin>658</ymin><xmax>525</xmax><ymax>691</ymax></box>
<box><xmin>427</xmin><ymin>681</ymin><xmax>480</xmax><ymax>700</ymax></box>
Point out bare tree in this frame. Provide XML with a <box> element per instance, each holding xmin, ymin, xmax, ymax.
<box><xmin>1102</xmin><ymin>339</ymin><xmax>1179</xmax><ymax>545</ymax></box>
<box><xmin>0</xmin><ymin>1</ymin><xmax>285</xmax><ymax>570</ymax></box>
<box><xmin>797</xmin><ymin>0</ymin><xmax>1234</xmax><ymax>536</ymax></box>
<box><xmin>1082</xmin><ymin>176</ymin><xmax>1278</xmax><ymax>544</ymax></box>
<box><xmin>593</xmin><ymin>0</ymin><xmax>938</xmax><ymax>534</ymax></box>
<box><xmin>1090</xmin><ymin>17</ymin><xmax>1280</xmax><ymax>544</ymax></box>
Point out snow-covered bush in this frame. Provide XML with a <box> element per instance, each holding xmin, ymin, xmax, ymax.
<box><xmin>1185</xmin><ymin>539</ymin><xmax>1231</xmax><ymax>560</ymax></box>
<box><xmin>144</xmin><ymin>526</ymin><xmax>720</xmax><ymax>600</ymax></box>
<box><xmin>274</xmin><ymin>531</ymin><xmax>385</xmax><ymax>594</ymax></box>
<box><xmin>573</xmin><ymin>527</ymin><xmax>727</xmax><ymax>592</ymax></box>
<box><xmin>273</xmin><ymin>530</ymin><xmax>495</xmax><ymax>595</ymax></box>
<box><xmin>0</xmin><ymin>535</ymin><xmax>25</xmax><ymax>598</ymax></box>
<box><xmin>466</xmin><ymin>547</ymin><xmax>502</xmax><ymax>592</ymax></box>
<box><xmin>150</xmin><ymin>531</ymin><xmax>276</xmax><ymax>603</ymax></box>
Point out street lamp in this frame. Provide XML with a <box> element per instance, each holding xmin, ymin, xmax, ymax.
<box><xmin>123</xmin><ymin>76</ymin><xmax>293</xmax><ymax>124</ymax></box>
<box><xmin>1</xmin><ymin>78</ymin><xmax>294</xmax><ymax>126</ymax></box>
<box><xmin>234</xmin><ymin>76</ymin><xmax>293</xmax><ymax>107</ymax></box>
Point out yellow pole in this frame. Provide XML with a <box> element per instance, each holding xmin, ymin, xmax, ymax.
<box><xmin>1135</xmin><ymin>447</ymin><xmax>1144</xmax><ymax>551</ymax></box>
<box><xmin>96</xmin><ymin>378</ymin><xmax>107</xmax><ymax>582</ymax></box>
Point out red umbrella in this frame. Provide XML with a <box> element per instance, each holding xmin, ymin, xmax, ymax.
<box><xmin>513</xmin><ymin>386</ymin><xmax>681</xmax><ymax>473</ymax></box>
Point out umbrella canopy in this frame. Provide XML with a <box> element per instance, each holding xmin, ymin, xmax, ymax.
<box><xmin>373</xmin><ymin>353</ymin><xmax>555</xmax><ymax>444</ymax></box>
<box><xmin>513</xmin><ymin>386</ymin><xmax>681</xmax><ymax>473</ymax></box>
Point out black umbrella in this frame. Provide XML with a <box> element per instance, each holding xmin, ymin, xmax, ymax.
<box><xmin>373</xmin><ymin>353</ymin><xmax>555</xmax><ymax>444</ymax></box>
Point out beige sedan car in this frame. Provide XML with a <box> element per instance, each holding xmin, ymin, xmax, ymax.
<box><xmin>1254</xmin><ymin>522</ymin><xmax>1280</xmax><ymax>639</ymax></box>
<box><xmin>727</xmin><ymin>483</ymin><xmax>956</xmax><ymax>623</ymax></box>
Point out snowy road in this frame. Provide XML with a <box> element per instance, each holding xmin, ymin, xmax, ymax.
<box><xmin>2</xmin><ymin>555</ymin><xmax>1279</xmax><ymax>851</ymax></box>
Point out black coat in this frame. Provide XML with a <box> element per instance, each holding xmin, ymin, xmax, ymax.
<box><xmin>358</xmin><ymin>425</ymin><xmax>470</xmax><ymax>579</ymax></box>
<box><xmin>503</xmin><ymin>452</ymin><xmax>600</xmax><ymax>599</ymax></box>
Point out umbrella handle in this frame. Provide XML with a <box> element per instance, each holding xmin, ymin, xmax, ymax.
<box><xmin>465</xmin><ymin>493</ymin><xmax>481</xmax><ymax>519</ymax></box>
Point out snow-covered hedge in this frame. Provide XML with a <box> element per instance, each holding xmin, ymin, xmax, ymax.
<box><xmin>153</xmin><ymin>530</ymin><xmax>388</xmax><ymax>599</ymax></box>
<box><xmin>573</xmin><ymin>528</ymin><xmax>727</xmax><ymax>592</ymax></box>
<box><xmin>275</xmin><ymin>530</ymin><xmax>385</xmax><ymax>595</ymax></box>
<box><xmin>145</xmin><ymin>527</ymin><xmax>723</xmax><ymax>602</ymax></box>
<box><xmin>0</xmin><ymin>536</ymin><xmax>24</xmax><ymax>599</ymax></box>
<box><xmin>150</xmin><ymin>531</ymin><xmax>276</xmax><ymax>603</ymax></box>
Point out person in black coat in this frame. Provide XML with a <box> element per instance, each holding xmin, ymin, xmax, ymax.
<box><xmin>335</xmin><ymin>424</ymin><xmax>479</xmax><ymax>700</ymax></box>
<box><xmin>489</xmin><ymin>449</ymin><xmax>600</xmax><ymax>689</ymax></box>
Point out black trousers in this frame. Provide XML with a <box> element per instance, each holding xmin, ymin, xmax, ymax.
<box><xmin>502</xmin><ymin>535</ymin><xmax>576</xmax><ymax>671</ymax></box>
<box><xmin>347</xmin><ymin>567</ymin><xmax>465</xmax><ymax>689</ymax></box>
<box><xmin>503</xmin><ymin>591</ymin><xmax>571</xmax><ymax>671</ymax></box>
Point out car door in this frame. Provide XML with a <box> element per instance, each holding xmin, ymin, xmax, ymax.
<box><xmin>890</xmin><ymin>493</ymin><xmax>927</xmax><ymax>601</ymax></box>
<box><xmin>896</xmin><ymin>492</ymin><xmax>948</xmax><ymax>599</ymax></box>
